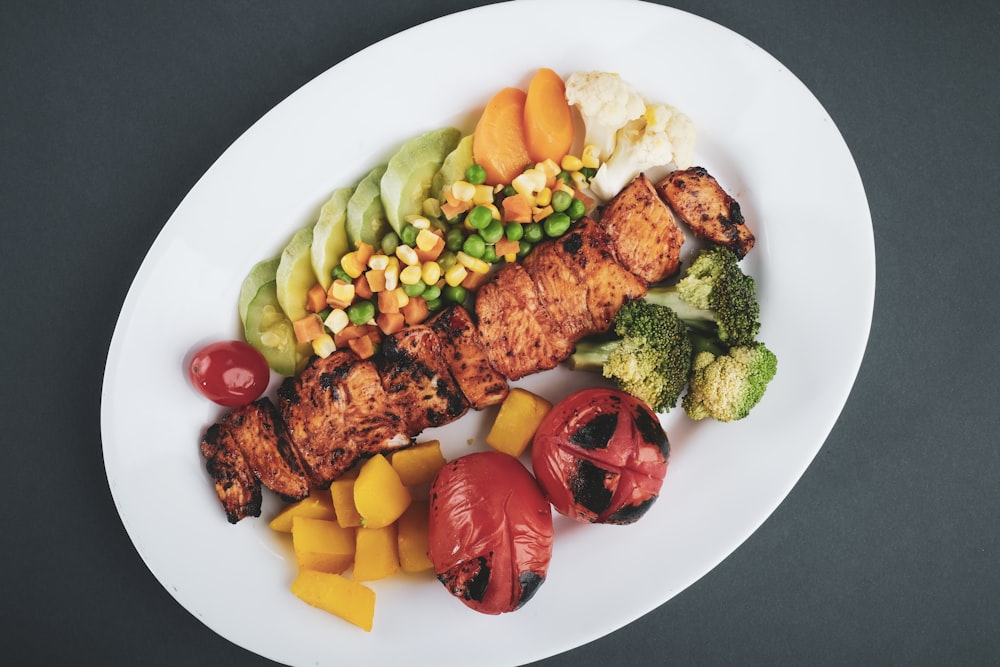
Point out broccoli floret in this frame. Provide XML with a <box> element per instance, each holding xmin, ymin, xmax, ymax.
<box><xmin>567</xmin><ymin>300</ymin><xmax>692</xmax><ymax>413</ymax></box>
<box><xmin>682</xmin><ymin>343</ymin><xmax>778</xmax><ymax>422</ymax></box>
<box><xmin>645</xmin><ymin>245</ymin><xmax>760</xmax><ymax>346</ymax></box>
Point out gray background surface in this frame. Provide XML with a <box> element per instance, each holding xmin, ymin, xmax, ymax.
<box><xmin>3</xmin><ymin>0</ymin><xmax>998</xmax><ymax>665</ymax></box>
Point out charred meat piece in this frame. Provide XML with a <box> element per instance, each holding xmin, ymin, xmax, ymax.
<box><xmin>656</xmin><ymin>166</ymin><xmax>755</xmax><ymax>258</ymax></box>
<box><xmin>557</xmin><ymin>216</ymin><xmax>648</xmax><ymax>333</ymax></box>
<box><xmin>474</xmin><ymin>262</ymin><xmax>574</xmax><ymax>380</ymax></box>
<box><xmin>221</xmin><ymin>398</ymin><xmax>309</xmax><ymax>501</ymax></box>
<box><xmin>278</xmin><ymin>351</ymin><xmax>410</xmax><ymax>488</ymax></box>
<box><xmin>378</xmin><ymin>325</ymin><xmax>469</xmax><ymax>434</ymax></box>
<box><xmin>599</xmin><ymin>173</ymin><xmax>685</xmax><ymax>282</ymax></box>
<box><xmin>200</xmin><ymin>420</ymin><xmax>263</xmax><ymax>524</ymax></box>
<box><xmin>521</xmin><ymin>233</ymin><xmax>597</xmax><ymax>342</ymax></box>
<box><xmin>428</xmin><ymin>305</ymin><xmax>509</xmax><ymax>410</ymax></box>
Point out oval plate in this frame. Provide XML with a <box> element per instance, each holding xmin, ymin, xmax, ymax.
<box><xmin>101</xmin><ymin>1</ymin><xmax>874</xmax><ymax>665</ymax></box>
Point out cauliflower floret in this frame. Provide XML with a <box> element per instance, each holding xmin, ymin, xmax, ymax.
<box><xmin>564</xmin><ymin>71</ymin><xmax>646</xmax><ymax>162</ymax></box>
<box><xmin>589</xmin><ymin>102</ymin><xmax>696</xmax><ymax>202</ymax></box>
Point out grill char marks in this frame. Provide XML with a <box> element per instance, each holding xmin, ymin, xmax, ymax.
<box><xmin>656</xmin><ymin>166</ymin><xmax>755</xmax><ymax>259</ymax></box>
<box><xmin>428</xmin><ymin>305</ymin><xmax>509</xmax><ymax>410</ymax></box>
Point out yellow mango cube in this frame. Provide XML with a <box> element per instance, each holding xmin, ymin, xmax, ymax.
<box><xmin>330</xmin><ymin>477</ymin><xmax>363</xmax><ymax>528</ymax></box>
<box><xmin>354</xmin><ymin>454</ymin><xmax>411</xmax><ymax>528</ymax></box>
<box><xmin>291</xmin><ymin>516</ymin><xmax>356</xmax><ymax>574</ymax></box>
<box><xmin>268</xmin><ymin>492</ymin><xmax>337</xmax><ymax>533</ymax></box>
<box><xmin>290</xmin><ymin>570</ymin><xmax>375</xmax><ymax>632</ymax></box>
<box><xmin>397</xmin><ymin>501</ymin><xmax>433</xmax><ymax>573</ymax></box>
<box><xmin>390</xmin><ymin>440</ymin><xmax>447</xmax><ymax>486</ymax></box>
<box><xmin>353</xmin><ymin>524</ymin><xmax>400</xmax><ymax>581</ymax></box>
<box><xmin>485</xmin><ymin>387</ymin><xmax>553</xmax><ymax>457</ymax></box>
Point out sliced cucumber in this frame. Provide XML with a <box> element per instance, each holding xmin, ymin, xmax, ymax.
<box><xmin>311</xmin><ymin>186</ymin><xmax>353</xmax><ymax>289</ymax></box>
<box><xmin>381</xmin><ymin>127</ymin><xmax>462</xmax><ymax>235</ymax></box>
<box><xmin>238</xmin><ymin>256</ymin><xmax>280</xmax><ymax>327</ymax></box>
<box><xmin>431</xmin><ymin>134</ymin><xmax>474</xmax><ymax>202</ymax></box>
<box><xmin>275</xmin><ymin>225</ymin><xmax>316</xmax><ymax>323</ymax></box>
<box><xmin>244</xmin><ymin>280</ymin><xmax>310</xmax><ymax>377</ymax></box>
<box><xmin>346</xmin><ymin>165</ymin><xmax>389</xmax><ymax>249</ymax></box>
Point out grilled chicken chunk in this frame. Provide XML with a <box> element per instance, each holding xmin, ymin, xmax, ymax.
<box><xmin>378</xmin><ymin>325</ymin><xmax>469</xmax><ymax>434</ymax></box>
<box><xmin>278</xmin><ymin>351</ymin><xmax>410</xmax><ymax>488</ymax></box>
<box><xmin>521</xmin><ymin>233</ymin><xmax>597</xmax><ymax>341</ymax></box>
<box><xmin>599</xmin><ymin>173</ymin><xmax>685</xmax><ymax>282</ymax></box>
<box><xmin>200</xmin><ymin>417</ymin><xmax>263</xmax><ymax>524</ymax></box>
<box><xmin>222</xmin><ymin>398</ymin><xmax>309</xmax><ymax>501</ymax></box>
<box><xmin>656</xmin><ymin>166</ymin><xmax>755</xmax><ymax>258</ymax></box>
<box><xmin>429</xmin><ymin>305</ymin><xmax>509</xmax><ymax>410</ymax></box>
<box><xmin>557</xmin><ymin>216</ymin><xmax>649</xmax><ymax>333</ymax></box>
<box><xmin>475</xmin><ymin>262</ymin><xmax>574</xmax><ymax>380</ymax></box>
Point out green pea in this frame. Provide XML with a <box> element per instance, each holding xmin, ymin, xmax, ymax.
<box><xmin>445</xmin><ymin>227</ymin><xmax>465</xmax><ymax>251</ymax></box>
<box><xmin>462</xmin><ymin>233</ymin><xmax>486</xmax><ymax>258</ymax></box>
<box><xmin>481</xmin><ymin>245</ymin><xmax>498</xmax><ymax>264</ymax></box>
<box><xmin>466</xmin><ymin>205</ymin><xmax>493</xmax><ymax>230</ymax></box>
<box><xmin>550</xmin><ymin>189</ymin><xmax>573</xmax><ymax>212</ymax></box>
<box><xmin>543</xmin><ymin>212</ymin><xmax>571</xmax><ymax>237</ymax></box>
<box><xmin>465</xmin><ymin>163</ymin><xmax>487</xmax><ymax>185</ymax></box>
<box><xmin>403</xmin><ymin>281</ymin><xmax>426</xmax><ymax>297</ymax></box>
<box><xmin>422</xmin><ymin>284</ymin><xmax>441</xmax><ymax>301</ymax></box>
<box><xmin>517</xmin><ymin>240</ymin><xmax>533</xmax><ymax>258</ymax></box>
<box><xmin>438</xmin><ymin>250</ymin><xmax>458</xmax><ymax>271</ymax></box>
<box><xmin>347</xmin><ymin>300</ymin><xmax>375</xmax><ymax>325</ymax></box>
<box><xmin>567</xmin><ymin>198</ymin><xmax>586</xmax><ymax>220</ymax></box>
<box><xmin>523</xmin><ymin>222</ymin><xmax>544</xmax><ymax>243</ymax></box>
<box><xmin>380</xmin><ymin>231</ymin><xmax>400</xmax><ymax>255</ymax></box>
<box><xmin>503</xmin><ymin>184</ymin><xmax>517</xmax><ymax>197</ymax></box>
<box><xmin>555</xmin><ymin>171</ymin><xmax>571</xmax><ymax>185</ymax></box>
<box><xmin>480</xmin><ymin>219</ymin><xmax>504</xmax><ymax>244</ymax></box>
<box><xmin>425</xmin><ymin>297</ymin><xmax>443</xmax><ymax>312</ymax></box>
<box><xmin>443</xmin><ymin>284</ymin><xmax>467</xmax><ymax>304</ymax></box>
<box><xmin>400</xmin><ymin>223</ymin><xmax>419</xmax><ymax>247</ymax></box>
<box><xmin>331</xmin><ymin>265</ymin><xmax>352</xmax><ymax>283</ymax></box>
<box><xmin>580</xmin><ymin>166</ymin><xmax>597</xmax><ymax>180</ymax></box>
<box><xmin>505</xmin><ymin>221</ymin><xmax>524</xmax><ymax>241</ymax></box>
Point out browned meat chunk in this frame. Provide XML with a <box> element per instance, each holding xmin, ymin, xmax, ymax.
<box><xmin>599</xmin><ymin>173</ymin><xmax>685</xmax><ymax>282</ymax></box>
<box><xmin>428</xmin><ymin>305</ymin><xmax>509</xmax><ymax>410</ymax></box>
<box><xmin>656</xmin><ymin>166</ymin><xmax>755</xmax><ymax>258</ymax></box>
<box><xmin>474</xmin><ymin>262</ymin><xmax>574</xmax><ymax>380</ymax></box>
<box><xmin>220</xmin><ymin>398</ymin><xmax>309</xmax><ymax>501</ymax></box>
<box><xmin>521</xmin><ymin>235</ymin><xmax>597</xmax><ymax>341</ymax></box>
<box><xmin>378</xmin><ymin>325</ymin><xmax>469</xmax><ymax>433</ymax></box>
<box><xmin>200</xmin><ymin>419</ymin><xmax>262</xmax><ymax>524</ymax></box>
<box><xmin>278</xmin><ymin>351</ymin><xmax>410</xmax><ymax>488</ymax></box>
<box><xmin>557</xmin><ymin>216</ymin><xmax>648</xmax><ymax>333</ymax></box>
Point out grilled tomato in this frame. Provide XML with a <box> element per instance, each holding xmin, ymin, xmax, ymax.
<box><xmin>532</xmin><ymin>388</ymin><xmax>669</xmax><ymax>524</ymax></box>
<box><xmin>428</xmin><ymin>451</ymin><xmax>553</xmax><ymax>614</ymax></box>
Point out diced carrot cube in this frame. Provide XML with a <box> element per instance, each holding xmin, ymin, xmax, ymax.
<box><xmin>440</xmin><ymin>200</ymin><xmax>469</xmax><ymax>221</ymax></box>
<box><xmin>532</xmin><ymin>205</ymin><xmax>554</xmax><ymax>222</ymax></box>
<box><xmin>293</xmin><ymin>314</ymin><xmax>325</xmax><ymax>343</ymax></box>
<box><xmin>494</xmin><ymin>237</ymin><xmax>520</xmax><ymax>257</ymax></box>
<box><xmin>414</xmin><ymin>235</ymin><xmax>446</xmax><ymax>263</ymax></box>
<box><xmin>365</xmin><ymin>269</ymin><xmax>386</xmax><ymax>292</ymax></box>
<box><xmin>501</xmin><ymin>193</ymin><xmax>533</xmax><ymax>223</ymax></box>
<box><xmin>377</xmin><ymin>289</ymin><xmax>399</xmax><ymax>314</ymax></box>
<box><xmin>461</xmin><ymin>270</ymin><xmax>491</xmax><ymax>291</ymax></box>
<box><xmin>354</xmin><ymin>273</ymin><xmax>373</xmax><ymax>300</ymax></box>
<box><xmin>348</xmin><ymin>334</ymin><xmax>377</xmax><ymax>359</ymax></box>
<box><xmin>306</xmin><ymin>283</ymin><xmax>328</xmax><ymax>313</ymax></box>
<box><xmin>377</xmin><ymin>311</ymin><xmax>406</xmax><ymax>335</ymax></box>
<box><xmin>400</xmin><ymin>296</ymin><xmax>429</xmax><ymax>325</ymax></box>
<box><xmin>355</xmin><ymin>241</ymin><xmax>374</xmax><ymax>265</ymax></box>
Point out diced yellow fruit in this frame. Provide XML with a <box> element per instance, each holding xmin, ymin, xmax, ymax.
<box><xmin>354</xmin><ymin>454</ymin><xmax>411</xmax><ymax>528</ymax></box>
<box><xmin>485</xmin><ymin>387</ymin><xmax>554</xmax><ymax>457</ymax></box>
<box><xmin>353</xmin><ymin>524</ymin><xmax>400</xmax><ymax>581</ymax></box>
<box><xmin>291</xmin><ymin>516</ymin><xmax>356</xmax><ymax>574</ymax></box>
<box><xmin>397</xmin><ymin>501</ymin><xmax>433</xmax><ymax>573</ymax></box>
<box><xmin>390</xmin><ymin>440</ymin><xmax>446</xmax><ymax>487</ymax></box>
<box><xmin>330</xmin><ymin>478</ymin><xmax>363</xmax><ymax>528</ymax></box>
<box><xmin>269</xmin><ymin>492</ymin><xmax>337</xmax><ymax>533</ymax></box>
<box><xmin>290</xmin><ymin>570</ymin><xmax>375</xmax><ymax>632</ymax></box>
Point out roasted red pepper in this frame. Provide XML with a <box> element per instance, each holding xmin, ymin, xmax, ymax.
<box><xmin>428</xmin><ymin>451</ymin><xmax>553</xmax><ymax>614</ymax></box>
<box><xmin>532</xmin><ymin>388</ymin><xmax>669</xmax><ymax>524</ymax></box>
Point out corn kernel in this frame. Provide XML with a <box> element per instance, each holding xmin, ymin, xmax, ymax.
<box><xmin>512</xmin><ymin>169</ymin><xmax>545</xmax><ymax>196</ymax></box>
<box><xmin>554</xmin><ymin>180</ymin><xmax>575</xmax><ymax>195</ymax></box>
<box><xmin>384</xmin><ymin>259</ymin><xmax>399</xmax><ymax>291</ymax></box>
<box><xmin>415</xmin><ymin>228</ymin><xmax>440</xmax><ymax>252</ymax></box>
<box><xmin>423</xmin><ymin>197</ymin><xmax>442</xmax><ymax>218</ymax></box>
<box><xmin>393</xmin><ymin>286</ymin><xmax>410</xmax><ymax>308</ymax></box>
<box><xmin>457</xmin><ymin>251</ymin><xmax>490</xmax><ymax>274</ymax></box>
<box><xmin>368</xmin><ymin>254</ymin><xmax>389</xmax><ymax>271</ymax></box>
<box><xmin>395</xmin><ymin>244</ymin><xmax>419</xmax><ymax>266</ymax></box>
<box><xmin>399</xmin><ymin>264</ymin><xmax>423</xmax><ymax>285</ymax></box>
<box><xmin>570</xmin><ymin>170</ymin><xmax>589</xmax><ymax>190</ymax></box>
<box><xmin>445</xmin><ymin>264</ymin><xmax>468</xmax><ymax>287</ymax></box>
<box><xmin>504</xmin><ymin>252</ymin><xmax>518</xmax><ymax>263</ymax></box>
<box><xmin>535</xmin><ymin>187</ymin><xmax>552</xmax><ymax>208</ymax></box>
<box><xmin>328</xmin><ymin>280</ymin><xmax>355</xmax><ymax>306</ymax></box>
<box><xmin>486</xmin><ymin>203</ymin><xmax>501</xmax><ymax>220</ymax></box>
<box><xmin>581</xmin><ymin>145</ymin><xmax>601</xmax><ymax>169</ymax></box>
<box><xmin>451</xmin><ymin>181</ymin><xmax>476</xmax><ymax>202</ymax></box>
<box><xmin>340</xmin><ymin>252</ymin><xmax>365</xmax><ymax>279</ymax></box>
<box><xmin>561</xmin><ymin>155</ymin><xmax>584</xmax><ymax>172</ymax></box>
<box><xmin>324</xmin><ymin>308</ymin><xmax>350</xmax><ymax>334</ymax></box>
<box><xmin>473</xmin><ymin>184</ymin><xmax>495</xmax><ymax>205</ymax></box>
<box><xmin>408</xmin><ymin>216</ymin><xmax>431</xmax><ymax>230</ymax></box>
<box><xmin>311</xmin><ymin>333</ymin><xmax>336</xmax><ymax>358</ymax></box>
<box><xmin>421</xmin><ymin>261</ymin><xmax>442</xmax><ymax>285</ymax></box>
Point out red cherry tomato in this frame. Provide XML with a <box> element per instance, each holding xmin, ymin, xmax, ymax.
<box><xmin>188</xmin><ymin>340</ymin><xmax>270</xmax><ymax>407</ymax></box>
<box><xmin>428</xmin><ymin>451</ymin><xmax>553</xmax><ymax>615</ymax></box>
<box><xmin>532</xmin><ymin>388</ymin><xmax>669</xmax><ymax>525</ymax></box>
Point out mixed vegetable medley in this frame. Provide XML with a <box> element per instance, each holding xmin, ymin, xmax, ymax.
<box><xmin>188</xmin><ymin>67</ymin><xmax>777</xmax><ymax>632</ymax></box>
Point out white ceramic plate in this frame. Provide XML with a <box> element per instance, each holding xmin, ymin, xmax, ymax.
<box><xmin>101</xmin><ymin>1</ymin><xmax>874</xmax><ymax>665</ymax></box>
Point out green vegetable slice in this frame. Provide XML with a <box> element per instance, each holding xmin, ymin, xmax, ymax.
<box><xmin>311</xmin><ymin>186</ymin><xmax>353</xmax><ymax>290</ymax></box>
<box><xmin>346</xmin><ymin>165</ymin><xmax>390</xmax><ymax>249</ymax></box>
<box><xmin>244</xmin><ymin>280</ymin><xmax>309</xmax><ymax>377</ymax></box>
<box><xmin>275</xmin><ymin>225</ymin><xmax>316</xmax><ymax>323</ymax></box>
<box><xmin>238</xmin><ymin>257</ymin><xmax>280</xmax><ymax>327</ymax></box>
<box><xmin>381</xmin><ymin>127</ymin><xmax>462</xmax><ymax>235</ymax></box>
<box><xmin>431</xmin><ymin>134</ymin><xmax>474</xmax><ymax>201</ymax></box>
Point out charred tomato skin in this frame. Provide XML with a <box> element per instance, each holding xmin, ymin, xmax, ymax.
<box><xmin>532</xmin><ymin>388</ymin><xmax>669</xmax><ymax>524</ymax></box>
<box><xmin>188</xmin><ymin>340</ymin><xmax>270</xmax><ymax>407</ymax></box>
<box><xmin>428</xmin><ymin>451</ymin><xmax>553</xmax><ymax>614</ymax></box>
